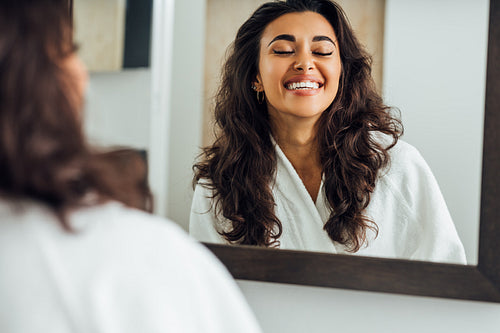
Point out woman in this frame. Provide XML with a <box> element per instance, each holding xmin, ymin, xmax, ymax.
<box><xmin>0</xmin><ymin>1</ymin><xmax>261</xmax><ymax>332</ymax></box>
<box><xmin>190</xmin><ymin>0</ymin><xmax>466</xmax><ymax>264</ymax></box>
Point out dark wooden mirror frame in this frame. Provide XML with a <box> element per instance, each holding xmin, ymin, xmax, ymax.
<box><xmin>205</xmin><ymin>0</ymin><xmax>500</xmax><ymax>303</ymax></box>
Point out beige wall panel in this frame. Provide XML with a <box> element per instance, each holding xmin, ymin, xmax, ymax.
<box><xmin>73</xmin><ymin>0</ymin><xmax>126</xmax><ymax>71</ymax></box>
<box><xmin>203</xmin><ymin>0</ymin><xmax>385</xmax><ymax>145</ymax></box>
<box><xmin>203</xmin><ymin>0</ymin><xmax>268</xmax><ymax>145</ymax></box>
<box><xmin>336</xmin><ymin>0</ymin><xmax>385</xmax><ymax>92</ymax></box>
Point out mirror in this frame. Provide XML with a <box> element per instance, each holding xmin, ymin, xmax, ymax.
<box><xmin>199</xmin><ymin>0</ymin><xmax>488</xmax><ymax>265</ymax></box>
<box><xmin>82</xmin><ymin>0</ymin><xmax>500</xmax><ymax>302</ymax></box>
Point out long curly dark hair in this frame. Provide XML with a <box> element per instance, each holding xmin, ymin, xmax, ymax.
<box><xmin>0</xmin><ymin>0</ymin><xmax>152</xmax><ymax>229</ymax></box>
<box><xmin>194</xmin><ymin>0</ymin><xmax>402</xmax><ymax>251</ymax></box>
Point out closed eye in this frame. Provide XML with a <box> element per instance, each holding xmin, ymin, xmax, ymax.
<box><xmin>313</xmin><ymin>51</ymin><xmax>333</xmax><ymax>56</ymax></box>
<box><xmin>273</xmin><ymin>50</ymin><xmax>294</xmax><ymax>55</ymax></box>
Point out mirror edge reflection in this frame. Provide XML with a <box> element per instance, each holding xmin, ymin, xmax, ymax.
<box><xmin>204</xmin><ymin>0</ymin><xmax>500</xmax><ymax>303</ymax></box>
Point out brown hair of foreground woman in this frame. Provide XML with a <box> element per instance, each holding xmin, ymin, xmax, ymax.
<box><xmin>193</xmin><ymin>0</ymin><xmax>402</xmax><ymax>251</ymax></box>
<box><xmin>0</xmin><ymin>0</ymin><xmax>152</xmax><ymax>228</ymax></box>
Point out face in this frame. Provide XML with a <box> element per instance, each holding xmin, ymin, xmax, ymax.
<box><xmin>255</xmin><ymin>11</ymin><xmax>342</xmax><ymax>125</ymax></box>
<box><xmin>62</xmin><ymin>53</ymin><xmax>88</xmax><ymax>110</ymax></box>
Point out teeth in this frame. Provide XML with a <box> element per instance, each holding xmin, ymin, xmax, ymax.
<box><xmin>286</xmin><ymin>81</ymin><xmax>320</xmax><ymax>90</ymax></box>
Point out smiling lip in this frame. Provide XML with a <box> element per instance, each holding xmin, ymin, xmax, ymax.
<box><xmin>283</xmin><ymin>75</ymin><xmax>323</xmax><ymax>96</ymax></box>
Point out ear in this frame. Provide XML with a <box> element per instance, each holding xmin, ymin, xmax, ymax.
<box><xmin>252</xmin><ymin>74</ymin><xmax>264</xmax><ymax>92</ymax></box>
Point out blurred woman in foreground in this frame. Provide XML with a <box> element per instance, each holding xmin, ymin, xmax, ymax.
<box><xmin>0</xmin><ymin>1</ymin><xmax>261</xmax><ymax>332</ymax></box>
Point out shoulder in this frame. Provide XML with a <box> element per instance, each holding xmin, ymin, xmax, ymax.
<box><xmin>72</xmin><ymin>201</ymin><xmax>180</xmax><ymax>236</ymax></box>
<box><xmin>192</xmin><ymin>179</ymin><xmax>214</xmax><ymax>201</ymax></box>
<box><xmin>368</xmin><ymin>137</ymin><xmax>466</xmax><ymax>264</ymax></box>
<box><xmin>371</xmin><ymin>132</ymin><xmax>425</xmax><ymax>171</ymax></box>
<box><xmin>375</xmin><ymin>134</ymin><xmax>432</xmax><ymax>183</ymax></box>
<box><xmin>190</xmin><ymin>180</ymin><xmax>218</xmax><ymax>223</ymax></box>
<box><xmin>372</xmin><ymin>135</ymin><xmax>439</xmax><ymax>210</ymax></box>
<box><xmin>387</xmin><ymin>139</ymin><xmax>426</xmax><ymax>167</ymax></box>
<box><xmin>190</xmin><ymin>182</ymin><xmax>232</xmax><ymax>244</ymax></box>
<box><xmin>72</xmin><ymin>201</ymin><xmax>208</xmax><ymax>257</ymax></box>
<box><xmin>101</xmin><ymin>203</ymin><xmax>262</xmax><ymax>331</ymax></box>
<box><xmin>75</xmin><ymin>202</ymin><xmax>260</xmax><ymax>324</ymax></box>
<box><xmin>1</xmin><ymin>200</ymin><xmax>261</xmax><ymax>332</ymax></box>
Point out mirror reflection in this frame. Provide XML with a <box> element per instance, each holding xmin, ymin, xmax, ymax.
<box><xmin>81</xmin><ymin>0</ymin><xmax>489</xmax><ymax>266</ymax></box>
<box><xmin>189</xmin><ymin>0</ymin><xmax>489</xmax><ymax>265</ymax></box>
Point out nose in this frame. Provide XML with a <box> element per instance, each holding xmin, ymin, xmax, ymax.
<box><xmin>293</xmin><ymin>50</ymin><xmax>314</xmax><ymax>72</ymax></box>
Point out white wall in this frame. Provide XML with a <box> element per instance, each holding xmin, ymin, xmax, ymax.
<box><xmin>164</xmin><ymin>0</ymin><xmax>206</xmax><ymax>230</ymax></box>
<box><xmin>238</xmin><ymin>280</ymin><xmax>500</xmax><ymax>333</ymax></box>
<box><xmin>84</xmin><ymin>69</ymin><xmax>151</xmax><ymax>150</ymax></box>
<box><xmin>382</xmin><ymin>0</ymin><xmax>489</xmax><ymax>264</ymax></box>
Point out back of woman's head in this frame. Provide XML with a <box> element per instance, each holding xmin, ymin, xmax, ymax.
<box><xmin>0</xmin><ymin>0</ymin><xmax>153</xmax><ymax>226</ymax></box>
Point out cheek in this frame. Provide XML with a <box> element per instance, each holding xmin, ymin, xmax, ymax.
<box><xmin>259</xmin><ymin>59</ymin><xmax>284</xmax><ymax>88</ymax></box>
<box><xmin>64</xmin><ymin>56</ymin><xmax>88</xmax><ymax>98</ymax></box>
<box><xmin>74</xmin><ymin>60</ymin><xmax>89</xmax><ymax>96</ymax></box>
<box><xmin>325</xmin><ymin>63</ymin><xmax>342</xmax><ymax>93</ymax></box>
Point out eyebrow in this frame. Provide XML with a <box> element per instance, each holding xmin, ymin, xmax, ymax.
<box><xmin>267</xmin><ymin>34</ymin><xmax>336</xmax><ymax>47</ymax></box>
<box><xmin>312</xmin><ymin>35</ymin><xmax>335</xmax><ymax>45</ymax></box>
<box><xmin>267</xmin><ymin>34</ymin><xmax>295</xmax><ymax>46</ymax></box>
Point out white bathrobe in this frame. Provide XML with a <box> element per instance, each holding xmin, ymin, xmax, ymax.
<box><xmin>0</xmin><ymin>199</ymin><xmax>261</xmax><ymax>333</ymax></box>
<box><xmin>190</xmin><ymin>138</ymin><xmax>467</xmax><ymax>265</ymax></box>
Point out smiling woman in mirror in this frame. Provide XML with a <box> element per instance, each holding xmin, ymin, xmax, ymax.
<box><xmin>190</xmin><ymin>0</ymin><xmax>466</xmax><ymax>264</ymax></box>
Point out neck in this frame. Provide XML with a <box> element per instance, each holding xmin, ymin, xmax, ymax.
<box><xmin>272</xmin><ymin>115</ymin><xmax>322</xmax><ymax>184</ymax></box>
<box><xmin>270</xmin><ymin>114</ymin><xmax>319</xmax><ymax>162</ymax></box>
<box><xmin>269</xmin><ymin>110</ymin><xmax>323</xmax><ymax>202</ymax></box>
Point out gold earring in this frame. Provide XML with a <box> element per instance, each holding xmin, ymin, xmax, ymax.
<box><xmin>256</xmin><ymin>90</ymin><xmax>265</xmax><ymax>104</ymax></box>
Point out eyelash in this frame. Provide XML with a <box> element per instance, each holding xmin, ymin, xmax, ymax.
<box><xmin>314</xmin><ymin>51</ymin><xmax>333</xmax><ymax>56</ymax></box>
<box><xmin>272</xmin><ymin>50</ymin><xmax>333</xmax><ymax>56</ymax></box>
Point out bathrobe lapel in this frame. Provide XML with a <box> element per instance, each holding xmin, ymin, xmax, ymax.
<box><xmin>272</xmin><ymin>141</ymin><xmax>338</xmax><ymax>253</ymax></box>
